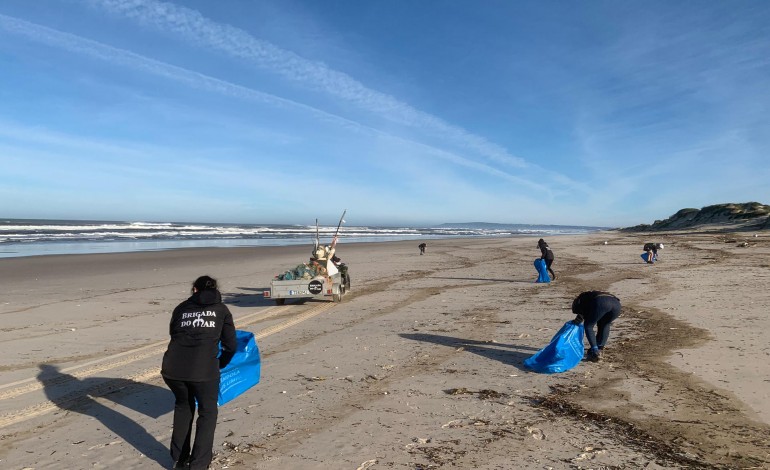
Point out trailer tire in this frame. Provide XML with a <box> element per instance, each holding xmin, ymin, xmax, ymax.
<box><xmin>333</xmin><ymin>293</ymin><xmax>342</xmax><ymax>303</ymax></box>
<box><xmin>275</xmin><ymin>298</ymin><xmax>285</xmax><ymax>305</ymax></box>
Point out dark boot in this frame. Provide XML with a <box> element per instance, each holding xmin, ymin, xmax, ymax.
<box><xmin>586</xmin><ymin>349</ymin><xmax>601</xmax><ymax>362</ymax></box>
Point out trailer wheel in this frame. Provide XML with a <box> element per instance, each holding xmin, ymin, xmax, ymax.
<box><xmin>333</xmin><ymin>293</ymin><xmax>342</xmax><ymax>303</ymax></box>
<box><xmin>275</xmin><ymin>298</ymin><xmax>285</xmax><ymax>305</ymax></box>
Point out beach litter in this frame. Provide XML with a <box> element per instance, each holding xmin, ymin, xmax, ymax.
<box><xmin>573</xmin><ymin>448</ymin><xmax>607</xmax><ymax>461</ymax></box>
<box><xmin>526</xmin><ymin>426</ymin><xmax>546</xmax><ymax>440</ymax></box>
<box><xmin>356</xmin><ymin>460</ymin><xmax>377</xmax><ymax>470</ymax></box>
<box><xmin>444</xmin><ymin>388</ymin><xmax>507</xmax><ymax>400</ymax></box>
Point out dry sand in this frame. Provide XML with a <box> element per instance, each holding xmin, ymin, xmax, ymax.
<box><xmin>0</xmin><ymin>231</ymin><xmax>769</xmax><ymax>469</ymax></box>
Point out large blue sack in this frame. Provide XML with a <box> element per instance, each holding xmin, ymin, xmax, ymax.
<box><xmin>641</xmin><ymin>252</ymin><xmax>657</xmax><ymax>263</ymax></box>
<box><xmin>523</xmin><ymin>321</ymin><xmax>585</xmax><ymax>373</ymax></box>
<box><xmin>534</xmin><ymin>258</ymin><xmax>550</xmax><ymax>283</ymax></box>
<box><xmin>218</xmin><ymin>330</ymin><xmax>261</xmax><ymax>406</ymax></box>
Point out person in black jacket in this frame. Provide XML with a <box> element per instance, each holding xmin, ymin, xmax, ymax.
<box><xmin>161</xmin><ymin>275</ymin><xmax>237</xmax><ymax>470</ymax></box>
<box><xmin>537</xmin><ymin>239</ymin><xmax>556</xmax><ymax>280</ymax></box>
<box><xmin>571</xmin><ymin>291</ymin><xmax>621</xmax><ymax>362</ymax></box>
<box><xmin>643</xmin><ymin>242</ymin><xmax>664</xmax><ymax>263</ymax></box>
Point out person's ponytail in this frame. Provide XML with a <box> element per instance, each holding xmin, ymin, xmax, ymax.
<box><xmin>192</xmin><ymin>275</ymin><xmax>218</xmax><ymax>292</ymax></box>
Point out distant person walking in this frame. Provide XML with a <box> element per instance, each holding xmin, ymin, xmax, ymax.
<box><xmin>161</xmin><ymin>275</ymin><xmax>237</xmax><ymax>470</ymax></box>
<box><xmin>418</xmin><ymin>243</ymin><xmax>427</xmax><ymax>255</ymax></box>
<box><xmin>643</xmin><ymin>242</ymin><xmax>664</xmax><ymax>264</ymax></box>
<box><xmin>537</xmin><ymin>239</ymin><xmax>556</xmax><ymax>280</ymax></box>
<box><xmin>571</xmin><ymin>291</ymin><xmax>621</xmax><ymax>362</ymax></box>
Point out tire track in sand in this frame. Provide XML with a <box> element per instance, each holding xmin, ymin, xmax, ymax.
<box><xmin>0</xmin><ymin>302</ymin><xmax>335</xmax><ymax>429</ymax></box>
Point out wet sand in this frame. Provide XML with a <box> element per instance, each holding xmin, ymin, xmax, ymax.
<box><xmin>0</xmin><ymin>231</ymin><xmax>768</xmax><ymax>469</ymax></box>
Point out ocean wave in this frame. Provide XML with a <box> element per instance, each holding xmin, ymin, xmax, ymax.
<box><xmin>0</xmin><ymin>219</ymin><xmax>605</xmax><ymax>258</ymax></box>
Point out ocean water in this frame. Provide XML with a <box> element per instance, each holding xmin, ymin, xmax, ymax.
<box><xmin>0</xmin><ymin>219</ymin><xmax>608</xmax><ymax>259</ymax></box>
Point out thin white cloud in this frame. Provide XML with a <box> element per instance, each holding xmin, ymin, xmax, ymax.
<box><xmin>85</xmin><ymin>0</ymin><xmax>529</xmax><ymax>169</ymax></box>
<box><xmin>569</xmin><ymin>6</ymin><xmax>770</xmax><ymax>215</ymax></box>
<box><xmin>0</xmin><ymin>13</ymin><xmax>560</xmax><ymax>195</ymax></box>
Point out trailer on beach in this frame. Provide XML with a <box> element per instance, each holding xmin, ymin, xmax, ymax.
<box><xmin>263</xmin><ymin>210</ymin><xmax>350</xmax><ymax>305</ymax></box>
<box><xmin>264</xmin><ymin>268</ymin><xmax>350</xmax><ymax>304</ymax></box>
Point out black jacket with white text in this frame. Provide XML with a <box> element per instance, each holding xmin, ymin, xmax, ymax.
<box><xmin>161</xmin><ymin>289</ymin><xmax>237</xmax><ymax>382</ymax></box>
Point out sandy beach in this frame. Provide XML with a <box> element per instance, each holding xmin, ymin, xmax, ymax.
<box><xmin>1</xmin><ymin>231</ymin><xmax>769</xmax><ymax>469</ymax></box>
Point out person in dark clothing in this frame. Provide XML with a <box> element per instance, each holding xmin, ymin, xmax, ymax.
<box><xmin>161</xmin><ymin>275</ymin><xmax>237</xmax><ymax>470</ymax></box>
<box><xmin>418</xmin><ymin>243</ymin><xmax>427</xmax><ymax>255</ymax></box>
<box><xmin>643</xmin><ymin>242</ymin><xmax>664</xmax><ymax>263</ymax></box>
<box><xmin>571</xmin><ymin>291</ymin><xmax>621</xmax><ymax>362</ymax></box>
<box><xmin>537</xmin><ymin>239</ymin><xmax>556</xmax><ymax>280</ymax></box>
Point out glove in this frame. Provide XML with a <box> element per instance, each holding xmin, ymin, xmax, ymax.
<box><xmin>571</xmin><ymin>314</ymin><xmax>584</xmax><ymax>325</ymax></box>
<box><xmin>218</xmin><ymin>352</ymin><xmax>235</xmax><ymax>369</ymax></box>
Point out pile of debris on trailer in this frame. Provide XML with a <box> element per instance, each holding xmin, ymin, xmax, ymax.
<box><xmin>276</xmin><ymin>261</ymin><xmax>329</xmax><ymax>281</ymax></box>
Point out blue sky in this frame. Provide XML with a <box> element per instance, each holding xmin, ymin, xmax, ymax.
<box><xmin>1</xmin><ymin>1</ymin><xmax>769</xmax><ymax>227</ymax></box>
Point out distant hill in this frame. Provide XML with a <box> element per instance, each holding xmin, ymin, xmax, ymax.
<box><xmin>622</xmin><ymin>202</ymin><xmax>770</xmax><ymax>232</ymax></box>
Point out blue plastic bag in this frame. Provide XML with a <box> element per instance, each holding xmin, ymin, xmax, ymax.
<box><xmin>534</xmin><ymin>258</ymin><xmax>550</xmax><ymax>283</ymax></box>
<box><xmin>523</xmin><ymin>321</ymin><xmax>585</xmax><ymax>373</ymax></box>
<box><xmin>641</xmin><ymin>253</ymin><xmax>657</xmax><ymax>263</ymax></box>
<box><xmin>218</xmin><ymin>330</ymin><xmax>261</xmax><ymax>406</ymax></box>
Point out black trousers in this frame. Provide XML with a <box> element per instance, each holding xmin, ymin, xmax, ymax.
<box><xmin>163</xmin><ymin>377</ymin><xmax>220</xmax><ymax>470</ymax></box>
<box><xmin>582</xmin><ymin>295</ymin><xmax>621</xmax><ymax>350</ymax></box>
<box><xmin>544</xmin><ymin>258</ymin><xmax>555</xmax><ymax>279</ymax></box>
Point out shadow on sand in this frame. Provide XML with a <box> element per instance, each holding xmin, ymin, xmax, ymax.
<box><xmin>223</xmin><ymin>287</ymin><xmax>277</xmax><ymax>307</ymax></box>
<box><xmin>38</xmin><ymin>364</ymin><xmax>172</xmax><ymax>467</ymax></box>
<box><xmin>601</xmin><ymin>262</ymin><xmax>652</xmax><ymax>266</ymax></box>
<box><xmin>400</xmin><ymin>333</ymin><xmax>540</xmax><ymax>372</ymax></box>
<box><xmin>430</xmin><ymin>276</ymin><xmax>536</xmax><ymax>284</ymax></box>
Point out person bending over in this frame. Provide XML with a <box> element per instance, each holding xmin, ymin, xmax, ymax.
<box><xmin>538</xmin><ymin>238</ymin><xmax>556</xmax><ymax>280</ymax></box>
<box><xmin>643</xmin><ymin>242</ymin><xmax>664</xmax><ymax>263</ymax></box>
<box><xmin>161</xmin><ymin>275</ymin><xmax>237</xmax><ymax>470</ymax></box>
<box><xmin>571</xmin><ymin>291</ymin><xmax>621</xmax><ymax>362</ymax></box>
